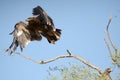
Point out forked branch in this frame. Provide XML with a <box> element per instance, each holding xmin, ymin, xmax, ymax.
<box><xmin>105</xmin><ymin>16</ymin><xmax>120</xmax><ymax>64</ymax></box>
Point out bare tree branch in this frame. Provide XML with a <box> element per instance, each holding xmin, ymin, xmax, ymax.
<box><xmin>105</xmin><ymin>16</ymin><xmax>118</xmax><ymax>54</ymax></box>
<box><xmin>14</xmin><ymin>51</ymin><xmax>40</xmax><ymax>63</ymax></box>
<box><xmin>12</xmin><ymin>50</ymin><xmax>103</xmax><ymax>74</ymax></box>
<box><xmin>105</xmin><ymin>16</ymin><xmax>120</xmax><ymax>67</ymax></box>
<box><xmin>104</xmin><ymin>38</ymin><xmax>116</xmax><ymax>62</ymax></box>
<box><xmin>67</xmin><ymin>50</ymin><xmax>103</xmax><ymax>74</ymax></box>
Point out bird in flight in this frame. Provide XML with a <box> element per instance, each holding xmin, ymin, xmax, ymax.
<box><xmin>6</xmin><ymin>6</ymin><xmax>62</xmax><ymax>54</ymax></box>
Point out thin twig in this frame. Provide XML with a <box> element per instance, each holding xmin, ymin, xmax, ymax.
<box><xmin>106</xmin><ymin>16</ymin><xmax>118</xmax><ymax>54</ymax></box>
<box><xmin>104</xmin><ymin>38</ymin><xmax>116</xmax><ymax>62</ymax></box>
<box><xmin>14</xmin><ymin>51</ymin><xmax>40</xmax><ymax>64</ymax></box>
<box><xmin>106</xmin><ymin>16</ymin><xmax>112</xmax><ymax>32</ymax></box>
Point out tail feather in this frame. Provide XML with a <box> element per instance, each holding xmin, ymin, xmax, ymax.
<box><xmin>55</xmin><ymin>29</ymin><xmax>61</xmax><ymax>39</ymax></box>
<box><xmin>42</xmin><ymin>28</ymin><xmax>61</xmax><ymax>44</ymax></box>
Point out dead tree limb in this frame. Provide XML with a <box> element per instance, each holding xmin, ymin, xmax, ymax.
<box><xmin>105</xmin><ymin>16</ymin><xmax>120</xmax><ymax>67</ymax></box>
<box><xmin>13</xmin><ymin>50</ymin><xmax>102</xmax><ymax>74</ymax></box>
<box><xmin>105</xmin><ymin>16</ymin><xmax>118</xmax><ymax>54</ymax></box>
<box><xmin>104</xmin><ymin>38</ymin><xmax>115</xmax><ymax>62</ymax></box>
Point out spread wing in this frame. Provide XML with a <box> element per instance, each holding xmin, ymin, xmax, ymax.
<box><xmin>6</xmin><ymin>22</ymin><xmax>31</xmax><ymax>54</ymax></box>
<box><xmin>32</xmin><ymin>6</ymin><xmax>55</xmax><ymax>31</ymax></box>
<box><xmin>26</xmin><ymin>6</ymin><xmax>62</xmax><ymax>44</ymax></box>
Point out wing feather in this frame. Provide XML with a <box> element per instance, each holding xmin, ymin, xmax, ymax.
<box><xmin>6</xmin><ymin>22</ymin><xmax>31</xmax><ymax>54</ymax></box>
<box><xmin>32</xmin><ymin>6</ymin><xmax>55</xmax><ymax>31</ymax></box>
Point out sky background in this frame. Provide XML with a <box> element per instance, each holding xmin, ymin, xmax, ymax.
<box><xmin>0</xmin><ymin>0</ymin><xmax>120</xmax><ymax>80</ymax></box>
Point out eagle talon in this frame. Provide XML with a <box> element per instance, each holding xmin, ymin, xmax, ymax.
<box><xmin>6</xmin><ymin>49</ymin><xmax>14</xmax><ymax>55</ymax></box>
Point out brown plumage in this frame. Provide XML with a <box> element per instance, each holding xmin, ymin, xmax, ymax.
<box><xmin>6</xmin><ymin>6</ymin><xmax>61</xmax><ymax>54</ymax></box>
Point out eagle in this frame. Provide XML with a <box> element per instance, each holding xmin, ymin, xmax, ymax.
<box><xmin>6</xmin><ymin>6</ymin><xmax>61</xmax><ymax>54</ymax></box>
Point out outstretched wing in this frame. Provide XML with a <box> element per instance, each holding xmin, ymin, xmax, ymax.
<box><xmin>26</xmin><ymin>6</ymin><xmax>62</xmax><ymax>44</ymax></box>
<box><xmin>6</xmin><ymin>22</ymin><xmax>31</xmax><ymax>54</ymax></box>
<box><xmin>32</xmin><ymin>6</ymin><xmax>55</xmax><ymax>31</ymax></box>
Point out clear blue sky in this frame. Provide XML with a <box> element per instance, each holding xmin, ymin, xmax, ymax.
<box><xmin>0</xmin><ymin>0</ymin><xmax>120</xmax><ymax>80</ymax></box>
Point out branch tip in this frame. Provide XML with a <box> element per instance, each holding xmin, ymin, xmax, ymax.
<box><xmin>106</xmin><ymin>16</ymin><xmax>112</xmax><ymax>31</ymax></box>
<box><xmin>66</xmin><ymin>49</ymin><xmax>71</xmax><ymax>55</ymax></box>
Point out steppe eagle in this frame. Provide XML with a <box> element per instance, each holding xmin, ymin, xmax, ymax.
<box><xmin>6</xmin><ymin>6</ymin><xmax>61</xmax><ymax>54</ymax></box>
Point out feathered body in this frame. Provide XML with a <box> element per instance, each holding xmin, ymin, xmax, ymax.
<box><xmin>6</xmin><ymin>6</ymin><xmax>61</xmax><ymax>54</ymax></box>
